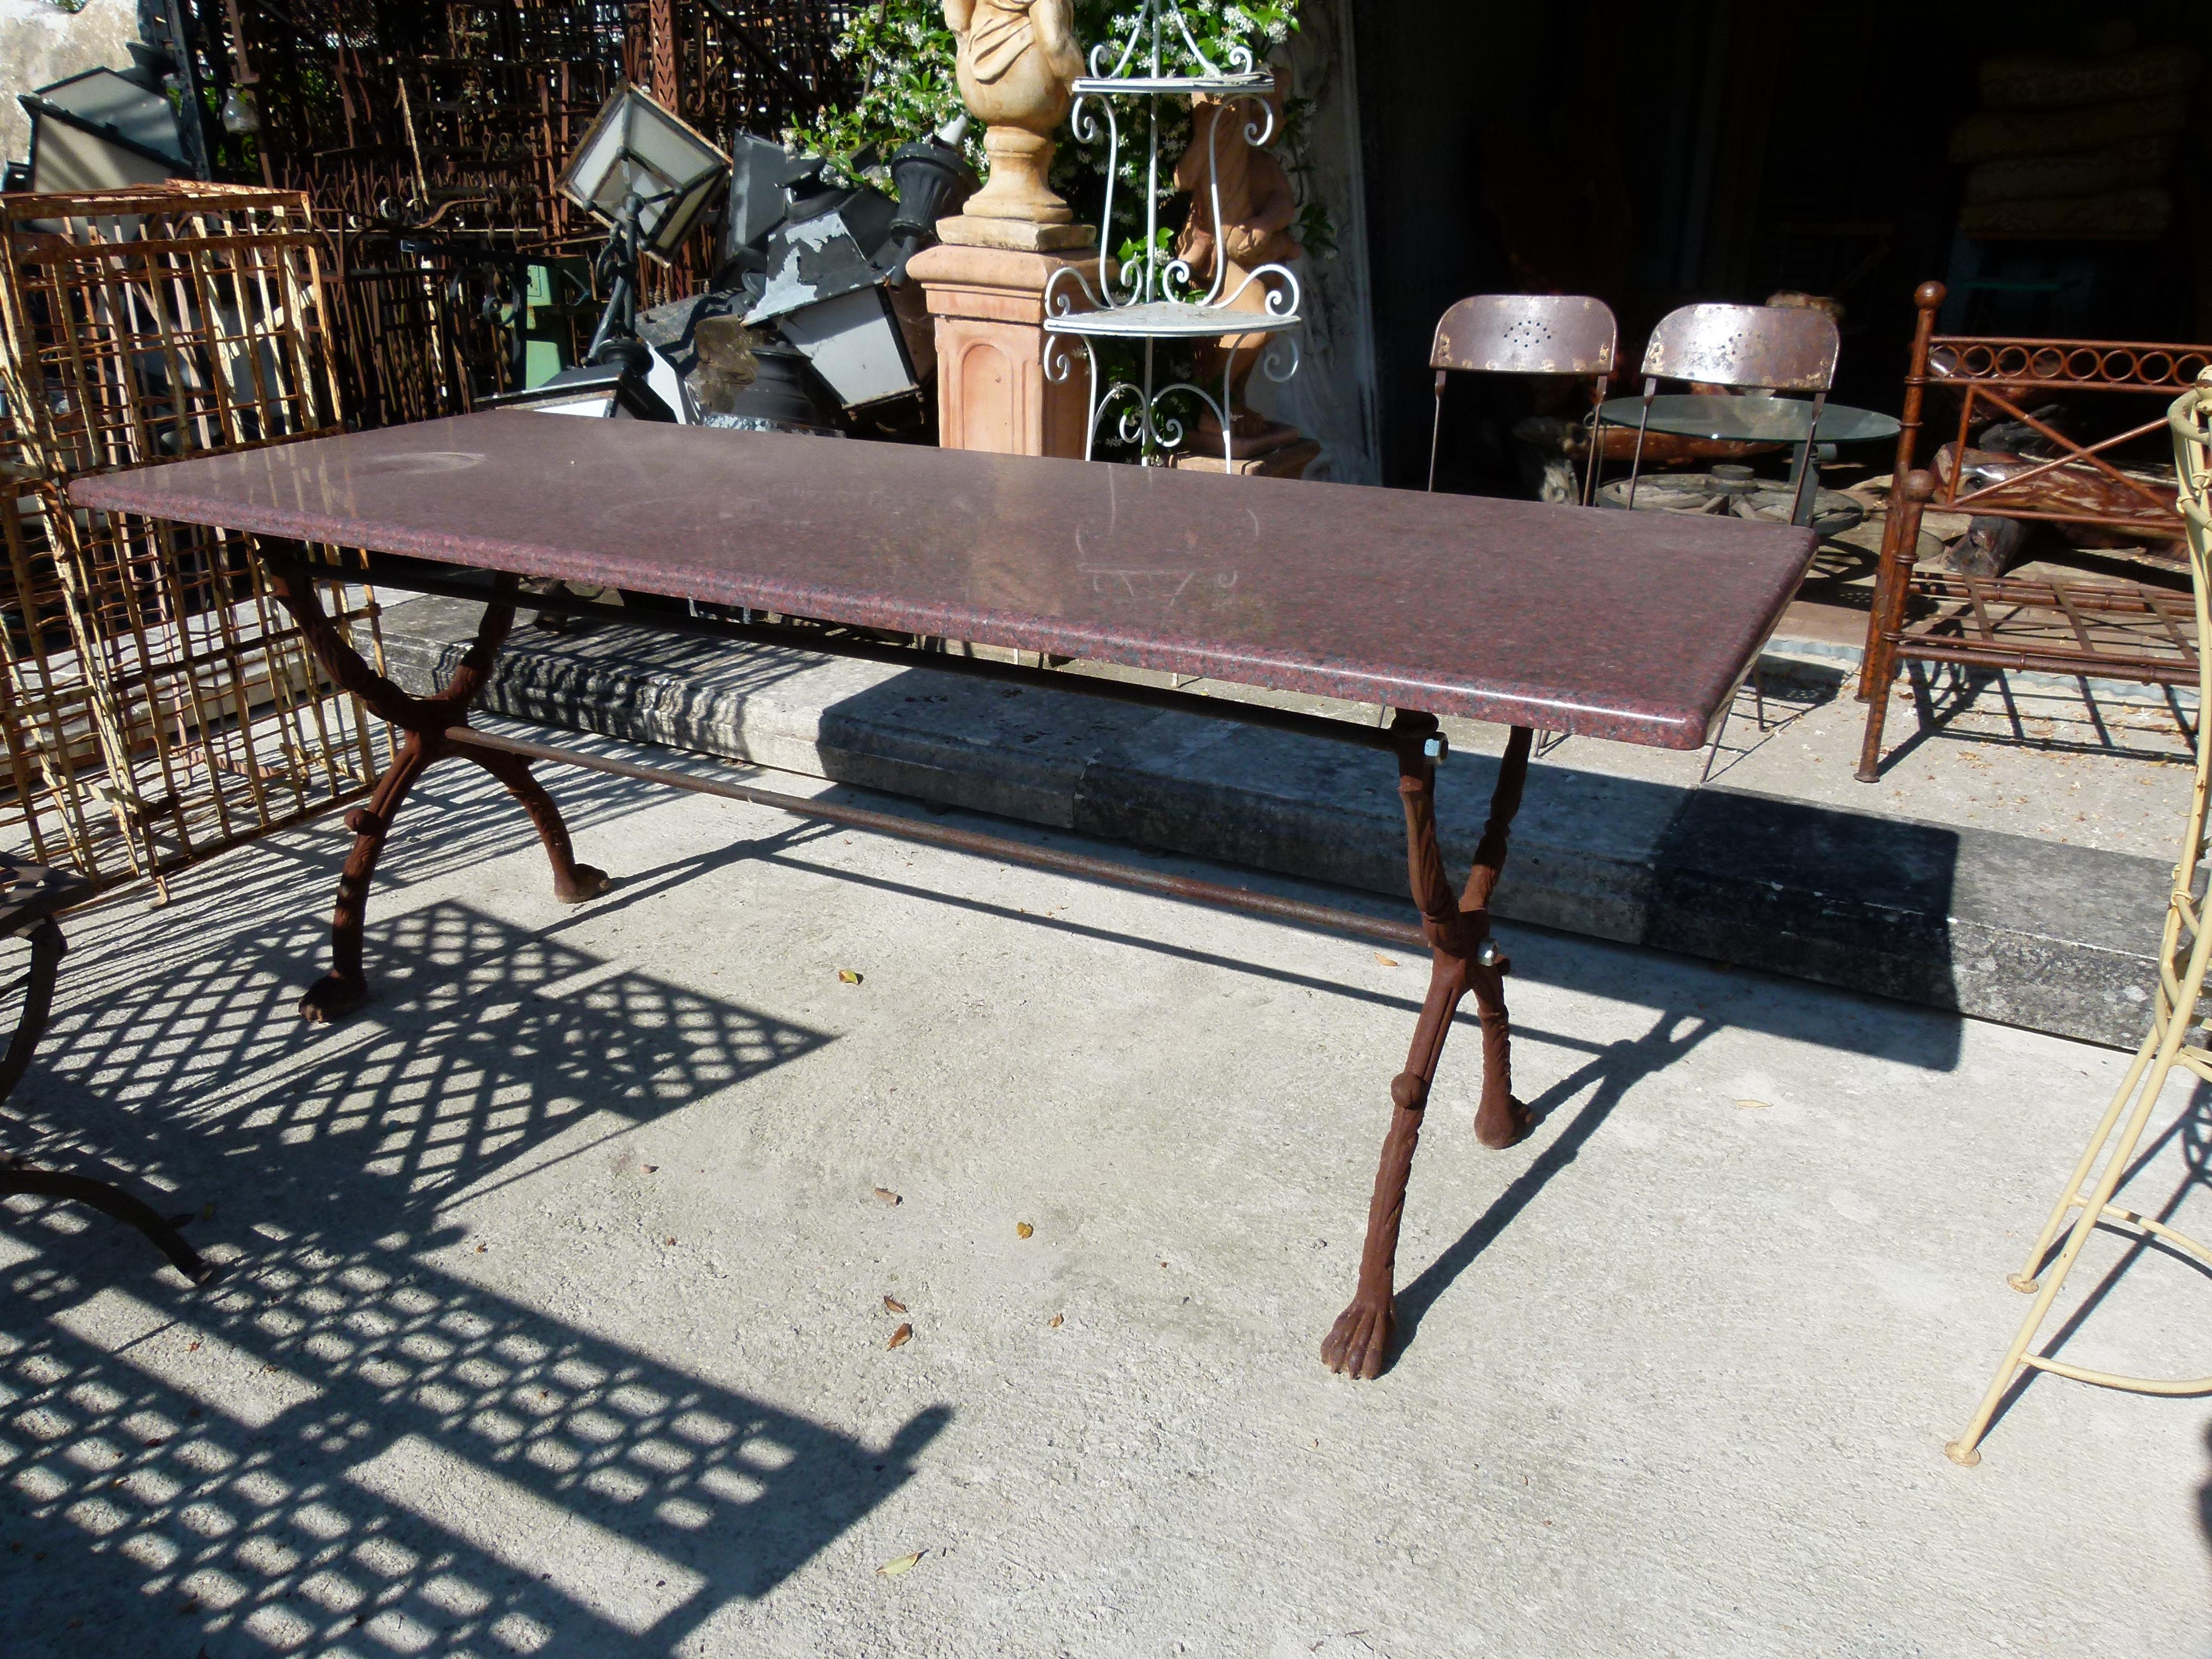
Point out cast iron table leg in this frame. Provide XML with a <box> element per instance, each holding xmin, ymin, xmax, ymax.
<box><xmin>1322</xmin><ymin>718</ymin><xmax>1535</xmax><ymax>1379</ymax></box>
<box><xmin>268</xmin><ymin>563</ymin><xmax>612</xmax><ymax>1023</ymax></box>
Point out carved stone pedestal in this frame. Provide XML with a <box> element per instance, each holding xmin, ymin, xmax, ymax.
<box><xmin>908</xmin><ymin>239</ymin><xmax>1098</xmax><ymax>458</ymax></box>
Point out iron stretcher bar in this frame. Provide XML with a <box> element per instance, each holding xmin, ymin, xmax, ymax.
<box><xmin>329</xmin><ymin>552</ymin><xmax>1416</xmax><ymax>756</ymax></box>
<box><xmin>444</xmin><ymin>726</ymin><xmax>1431</xmax><ymax>952</ymax></box>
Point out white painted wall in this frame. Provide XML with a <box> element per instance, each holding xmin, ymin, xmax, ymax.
<box><xmin>1</xmin><ymin>0</ymin><xmax>143</xmax><ymax>173</ymax></box>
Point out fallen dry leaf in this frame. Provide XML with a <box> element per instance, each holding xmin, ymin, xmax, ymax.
<box><xmin>887</xmin><ymin>1323</ymin><xmax>913</xmax><ymax>1350</ymax></box>
<box><xmin>1015</xmin><ymin>1221</ymin><xmax>1034</xmax><ymax>1239</ymax></box>
<box><xmin>1374</xmin><ymin>953</ymin><xmax>1398</xmax><ymax>968</ymax></box>
<box><xmin>873</xmin><ymin>1187</ymin><xmax>901</xmax><ymax>1206</ymax></box>
<box><xmin>883</xmin><ymin>1295</ymin><xmax>907</xmax><ymax>1315</ymax></box>
<box><xmin>1048</xmin><ymin>1313</ymin><xmax>1064</xmax><ymax>1329</ymax></box>
<box><xmin>838</xmin><ymin>969</ymin><xmax>863</xmax><ymax>985</ymax></box>
<box><xmin>877</xmin><ymin>1549</ymin><xmax>924</xmax><ymax>1578</ymax></box>
<box><xmin>1735</xmin><ymin>1098</ymin><xmax>1771</xmax><ymax>1110</ymax></box>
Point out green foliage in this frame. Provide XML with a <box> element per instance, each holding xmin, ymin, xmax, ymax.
<box><xmin>1089</xmin><ymin>1</ymin><xmax>1299</xmax><ymax>76</ymax></box>
<box><xmin>786</xmin><ymin>4</ymin><xmax>974</xmax><ymax>190</ymax></box>
<box><xmin>788</xmin><ymin>0</ymin><xmax>1334</xmax><ymax>259</ymax></box>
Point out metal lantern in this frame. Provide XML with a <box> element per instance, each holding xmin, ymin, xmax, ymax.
<box><xmin>19</xmin><ymin>66</ymin><xmax>189</xmax><ymax>193</ymax></box>
<box><xmin>882</xmin><ymin>116</ymin><xmax>976</xmax><ymax>280</ymax></box>
<box><xmin>559</xmin><ymin>84</ymin><xmax>730</xmax><ymax>265</ymax></box>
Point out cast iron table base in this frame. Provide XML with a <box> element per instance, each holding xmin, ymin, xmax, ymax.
<box><xmin>271</xmin><ymin>575</ymin><xmax>1536</xmax><ymax>1378</ymax></box>
<box><xmin>268</xmin><ymin>567</ymin><xmax>612</xmax><ymax>1023</ymax></box>
<box><xmin>74</xmin><ymin>411</ymin><xmax>1818</xmax><ymax>1376</ymax></box>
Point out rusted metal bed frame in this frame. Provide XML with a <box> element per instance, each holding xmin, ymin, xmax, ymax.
<box><xmin>1855</xmin><ymin>280</ymin><xmax>2211</xmax><ymax>782</ymax></box>
<box><xmin>73</xmin><ymin>412</ymin><xmax>1816</xmax><ymax>1377</ymax></box>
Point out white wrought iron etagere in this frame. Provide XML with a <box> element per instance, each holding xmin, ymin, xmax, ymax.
<box><xmin>1043</xmin><ymin>0</ymin><xmax>1302</xmax><ymax>468</ymax></box>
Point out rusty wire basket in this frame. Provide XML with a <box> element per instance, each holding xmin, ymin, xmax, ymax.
<box><xmin>0</xmin><ymin>184</ymin><xmax>343</xmax><ymax>476</ymax></box>
<box><xmin>0</xmin><ymin>185</ymin><xmax>393</xmax><ymax>889</ymax></box>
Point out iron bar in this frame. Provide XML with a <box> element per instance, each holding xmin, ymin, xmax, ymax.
<box><xmin>1878</xmin><ymin>635</ymin><xmax>2198</xmax><ymax>686</ymax></box>
<box><xmin>445</xmin><ymin>725</ymin><xmax>1430</xmax><ymax>951</ymax></box>
<box><xmin>323</xmin><ymin>555</ymin><xmax>1415</xmax><ymax>754</ymax></box>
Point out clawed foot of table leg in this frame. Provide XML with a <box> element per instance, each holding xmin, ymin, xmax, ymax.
<box><xmin>1321</xmin><ymin>1290</ymin><xmax>1396</xmax><ymax>1380</ymax></box>
<box><xmin>1323</xmin><ymin>1091</ymin><xmax>1426</xmax><ymax>1380</ymax></box>
<box><xmin>556</xmin><ymin>865</ymin><xmax>613</xmax><ymax>904</ymax></box>
<box><xmin>299</xmin><ymin>969</ymin><xmax>370</xmax><ymax>1025</ymax></box>
<box><xmin>460</xmin><ymin>741</ymin><xmax>614</xmax><ymax>905</ymax></box>
<box><xmin>1476</xmin><ymin>1091</ymin><xmax>1533</xmax><ymax>1150</ymax></box>
<box><xmin>299</xmin><ymin>746</ymin><xmax>430</xmax><ymax>1026</ymax></box>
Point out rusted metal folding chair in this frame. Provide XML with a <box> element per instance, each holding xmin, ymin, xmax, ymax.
<box><xmin>1427</xmin><ymin>293</ymin><xmax>1619</xmax><ymax>499</ymax></box>
<box><xmin>1427</xmin><ymin>296</ymin><xmax>1618</xmax><ymax>757</ymax></box>
<box><xmin>1623</xmin><ymin>303</ymin><xmax>1840</xmax><ymax>777</ymax></box>
<box><xmin>1623</xmin><ymin>302</ymin><xmax>1842</xmax><ymax>523</ymax></box>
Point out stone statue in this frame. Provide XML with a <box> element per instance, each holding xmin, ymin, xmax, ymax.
<box><xmin>1174</xmin><ymin>87</ymin><xmax>1301</xmax><ymax>449</ymax></box>
<box><xmin>943</xmin><ymin>0</ymin><xmax>1086</xmax><ymax>225</ymax></box>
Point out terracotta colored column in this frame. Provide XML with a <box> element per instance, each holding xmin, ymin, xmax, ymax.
<box><xmin>907</xmin><ymin>241</ymin><xmax>1099</xmax><ymax>459</ymax></box>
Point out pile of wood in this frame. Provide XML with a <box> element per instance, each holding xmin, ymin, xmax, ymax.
<box><xmin>1949</xmin><ymin>36</ymin><xmax>2198</xmax><ymax>240</ymax></box>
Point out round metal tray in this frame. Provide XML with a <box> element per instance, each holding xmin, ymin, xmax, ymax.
<box><xmin>1047</xmin><ymin>300</ymin><xmax>1300</xmax><ymax>341</ymax></box>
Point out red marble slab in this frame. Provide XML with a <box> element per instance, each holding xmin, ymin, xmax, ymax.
<box><xmin>70</xmin><ymin>412</ymin><xmax>1817</xmax><ymax>748</ymax></box>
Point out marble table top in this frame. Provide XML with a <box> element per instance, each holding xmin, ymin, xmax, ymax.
<box><xmin>70</xmin><ymin>413</ymin><xmax>1817</xmax><ymax>749</ymax></box>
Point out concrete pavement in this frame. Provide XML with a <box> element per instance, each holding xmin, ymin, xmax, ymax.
<box><xmin>1</xmin><ymin>734</ymin><xmax>2207</xmax><ymax>1656</ymax></box>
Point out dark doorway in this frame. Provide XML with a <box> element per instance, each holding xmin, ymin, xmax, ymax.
<box><xmin>1353</xmin><ymin>0</ymin><xmax>2211</xmax><ymax>491</ymax></box>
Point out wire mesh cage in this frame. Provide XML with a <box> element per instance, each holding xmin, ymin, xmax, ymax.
<box><xmin>0</xmin><ymin>479</ymin><xmax>119</xmax><ymax>880</ymax></box>
<box><xmin>0</xmin><ymin>184</ymin><xmax>344</xmax><ymax>477</ymax></box>
<box><xmin>0</xmin><ymin>185</ymin><xmax>393</xmax><ymax>891</ymax></box>
<box><xmin>235</xmin><ymin>0</ymin><xmax>854</xmax><ymax>237</ymax></box>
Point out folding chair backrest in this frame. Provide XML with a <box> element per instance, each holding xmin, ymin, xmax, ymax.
<box><xmin>1640</xmin><ymin>303</ymin><xmax>1838</xmax><ymax>393</ymax></box>
<box><xmin>1431</xmin><ymin>294</ymin><xmax>1618</xmax><ymax>378</ymax></box>
<box><xmin>1427</xmin><ymin>293</ymin><xmax>1619</xmax><ymax>497</ymax></box>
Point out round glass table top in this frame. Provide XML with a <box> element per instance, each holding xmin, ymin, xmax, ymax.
<box><xmin>1596</xmin><ymin>394</ymin><xmax>1901</xmax><ymax>444</ymax></box>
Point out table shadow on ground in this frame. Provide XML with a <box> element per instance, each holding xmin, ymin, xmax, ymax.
<box><xmin>0</xmin><ymin>898</ymin><xmax>941</xmax><ymax>1656</ymax></box>
<box><xmin>1393</xmin><ymin>1009</ymin><xmax>1717</xmax><ymax>1359</ymax></box>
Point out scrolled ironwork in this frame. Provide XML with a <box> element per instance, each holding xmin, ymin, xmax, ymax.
<box><xmin>1045</xmin><ymin>0</ymin><xmax>1303</xmax><ymax>470</ymax></box>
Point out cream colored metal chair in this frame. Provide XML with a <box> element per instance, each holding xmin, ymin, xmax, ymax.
<box><xmin>1944</xmin><ymin>366</ymin><xmax>2212</xmax><ymax>1466</ymax></box>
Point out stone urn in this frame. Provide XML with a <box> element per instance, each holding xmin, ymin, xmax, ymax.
<box><xmin>943</xmin><ymin>0</ymin><xmax>1085</xmax><ymax>224</ymax></box>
